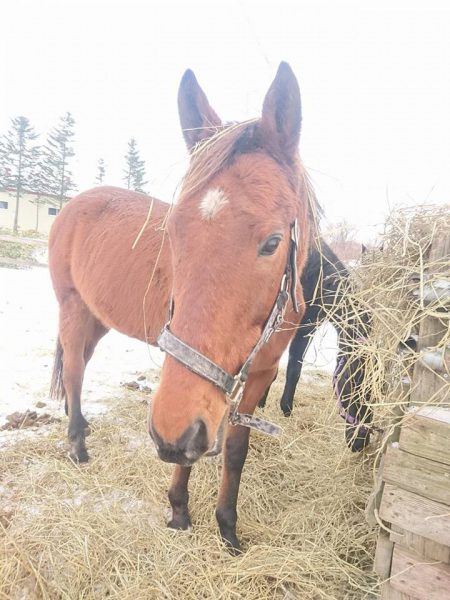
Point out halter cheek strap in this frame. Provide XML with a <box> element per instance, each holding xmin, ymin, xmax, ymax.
<box><xmin>157</xmin><ymin>220</ymin><xmax>300</xmax><ymax>437</ymax></box>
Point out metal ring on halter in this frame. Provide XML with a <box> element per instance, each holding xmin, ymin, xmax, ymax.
<box><xmin>157</xmin><ymin>220</ymin><xmax>300</xmax><ymax>437</ymax></box>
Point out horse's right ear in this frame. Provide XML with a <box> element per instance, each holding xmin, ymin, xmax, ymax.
<box><xmin>178</xmin><ymin>70</ymin><xmax>222</xmax><ymax>151</ymax></box>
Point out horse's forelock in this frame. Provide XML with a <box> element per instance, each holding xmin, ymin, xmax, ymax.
<box><xmin>181</xmin><ymin>119</ymin><xmax>306</xmax><ymax>194</ymax></box>
<box><xmin>179</xmin><ymin>119</ymin><xmax>321</xmax><ymax>232</ymax></box>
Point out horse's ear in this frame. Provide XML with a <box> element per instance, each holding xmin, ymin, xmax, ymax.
<box><xmin>178</xmin><ymin>70</ymin><xmax>222</xmax><ymax>151</ymax></box>
<box><xmin>259</xmin><ymin>62</ymin><xmax>301</xmax><ymax>162</ymax></box>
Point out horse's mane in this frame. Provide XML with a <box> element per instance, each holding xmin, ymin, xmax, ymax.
<box><xmin>180</xmin><ymin>120</ymin><xmax>322</xmax><ymax>225</ymax></box>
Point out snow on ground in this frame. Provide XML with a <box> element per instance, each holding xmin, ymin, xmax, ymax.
<box><xmin>0</xmin><ymin>265</ymin><xmax>337</xmax><ymax>442</ymax></box>
<box><xmin>0</xmin><ymin>266</ymin><xmax>164</xmax><ymax>441</ymax></box>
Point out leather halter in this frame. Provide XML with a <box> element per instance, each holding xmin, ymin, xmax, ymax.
<box><xmin>157</xmin><ymin>220</ymin><xmax>300</xmax><ymax>437</ymax></box>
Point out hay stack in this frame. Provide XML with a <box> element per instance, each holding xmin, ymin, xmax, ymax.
<box><xmin>324</xmin><ymin>204</ymin><xmax>450</xmax><ymax>440</ymax></box>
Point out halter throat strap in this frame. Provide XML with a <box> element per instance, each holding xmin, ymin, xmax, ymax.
<box><xmin>157</xmin><ymin>220</ymin><xmax>300</xmax><ymax>437</ymax></box>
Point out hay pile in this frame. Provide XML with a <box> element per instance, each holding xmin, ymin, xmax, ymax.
<box><xmin>0</xmin><ymin>374</ymin><xmax>378</xmax><ymax>599</ymax></box>
<box><xmin>324</xmin><ymin>204</ymin><xmax>450</xmax><ymax>440</ymax></box>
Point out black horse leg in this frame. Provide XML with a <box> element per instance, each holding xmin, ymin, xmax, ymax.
<box><xmin>280</xmin><ymin>325</ymin><xmax>314</xmax><ymax>416</ymax></box>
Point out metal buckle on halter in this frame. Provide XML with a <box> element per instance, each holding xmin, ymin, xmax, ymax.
<box><xmin>229</xmin><ymin>411</ymin><xmax>282</xmax><ymax>436</ymax></box>
<box><xmin>228</xmin><ymin>375</ymin><xmax>246</xmax><ymax>405</ymax></box>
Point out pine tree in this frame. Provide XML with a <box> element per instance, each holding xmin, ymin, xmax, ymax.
<box><xmin>0</xmin><ymin>116</ymin><xmax>39</xmax><ymax>233</ymax></box>
<box><xmin>95</xmin><ymin>158</ymin><xmax>106</xmax><ymax>185</ymax></box>
<box><xmin>42</xmin><ymin>112</ymin><xmax>76</xmax><ymax>209</ymax></box>
<box><xmin>123</xmin><ymin>138</ymin><xmax>147</xmax><ymax>192</ymax></box>
<box><xmin>28</xmin><ymin>149</ymin><xmax>51</xmax><ymax>232</ymax></box>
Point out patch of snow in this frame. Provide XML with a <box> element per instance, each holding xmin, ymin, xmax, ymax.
<box><xmin>280</xmin><ymin>322</ymin><xmax>338</xmax><ymax>373</ymax></box>
<box><xmin>33</xmin><ymin>246</ymin><xmax>48</xmax><ymax>265</ymax></box>
<box><xmin>0</xmin><ymin>266</ymin><xmax>163</xmax><ymax>431</ymax></box>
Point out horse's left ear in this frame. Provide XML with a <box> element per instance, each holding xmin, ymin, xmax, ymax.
<box><xmin>260</xmin><ymin>62</ymin><xmax>301</xmax><ymax>162</ymax></box>
<box><xmin>178</xmin><ymin>69</ymin><xmax>223</xmax><ymax>151</ymax></box>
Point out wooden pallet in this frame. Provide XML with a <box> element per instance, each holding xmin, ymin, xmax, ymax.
<box><xmin>372</xmin><ymin>231</ymin><xmax>450</xmax><ymax>599</ymax></box>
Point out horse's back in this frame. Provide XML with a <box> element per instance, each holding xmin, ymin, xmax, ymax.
<box><xmin>49</xmin><ymin>186</ymin><xmax>171</xmax><ymax>343</ymax></box>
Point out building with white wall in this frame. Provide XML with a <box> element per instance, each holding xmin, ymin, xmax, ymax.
<box><xmin>0</xmin><ymin>190</ymin><xmax>69</xmax><ymax>236</ymax></box>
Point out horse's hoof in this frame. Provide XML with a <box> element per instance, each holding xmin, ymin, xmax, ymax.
<box><xmin>167</xmin><ymin>516</ymin><xmax>192</xmax><ymax>531</ymax></box>
<box><xmin>69</xmin><ymin>448</ymin><xmax>89</xmax><ymax>463</ymax></box>
<box><xmin>223</xmin><ymin>535</ymin><xmax>242</xmax><ymax>556</ymax></box>
<box><xmin>280</xmin><ymin>404</ymin><xmax>292</xmax><ymax>417</ymax></box>
<box><xmin>167</xmin><ymin>508</ymin><xmax>192</xmax><ymax>531</ymax></box>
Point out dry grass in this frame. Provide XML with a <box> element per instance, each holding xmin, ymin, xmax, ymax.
<box><xmin>0</xmin><ymin>375</ymin><xmax>378</xmax><ymax>600</ymax></box>
<box><xmin>320</xmin><ymin>204</ymin><xmax>449</xmax><ymax>507</ymax></box>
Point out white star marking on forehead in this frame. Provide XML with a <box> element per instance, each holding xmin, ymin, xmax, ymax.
<box><xmin>199</xmin><ymin>188</ymin><xmax>229</xmax><ymax>221</ymax></box>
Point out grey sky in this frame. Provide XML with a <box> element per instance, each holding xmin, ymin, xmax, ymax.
<box><xmin>1</xmin><ymin>0</ymin><xmax>449</xmax><ymax>239</ymax></box>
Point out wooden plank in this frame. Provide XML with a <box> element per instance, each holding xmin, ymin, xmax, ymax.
<box><xmin>366</xmin><ymin>454</ymin><xmax>387</xmax><ymax>527</ymax></box>
<box><xmin>400</xmin><ymin>414</ymin><xmax>450</xmax><ymax>467</ymax></box>
<box><xmin>390</xmin><ymin>525</ymin><xmax>450</xmax><ymax>564</ymax></box>
<box><xmin>428</xmin><ymin>230</ymin><xmax>450</xmax><ymax>272</ymax></box>
<box><xmin>374</xmin><ymin>530</ymin><xmax>394</xmax><ymax>579</ymax></box>
<box><xmin>381</xmin><ymin>582</ymin><xmax>416</xmax><ymax>600</ymax></box>
<box><xmin>366</xmin><ymin>380</ymin><xmax>410</xmax><ymax>526</ymax></box>
<box><xmin>383</xmin><ymin>444</ymin><xmax>450</xmax><ymax>505</ymax></box>
<box><xmin>411</xmin><ymin>224</ymin><xmax>449</xmax><ymax>403</ymax></box>
<box><xmin>390</xmin><ymin>546</ymin><xmax>450</xmax><ymax>600</ymax></box>
<box><xmin>379</xmin><ymin>484</ymin><xmax>450</xmax><ymax>547</ymax></box>
<box><xmin>407</xmin><ymin>405</ymin><xmax>450</xmax><ymax>425</ymax></box>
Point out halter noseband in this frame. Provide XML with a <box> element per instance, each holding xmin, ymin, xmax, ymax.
<box><xmin>157</xmin><ymin>220</ymin><xmax>300</xmax><ymax>437</ymax></box>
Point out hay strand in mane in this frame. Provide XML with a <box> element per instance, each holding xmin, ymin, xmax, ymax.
<box><xmin>181</xmin><ymin>119</ymin><xmax>258</xmax><ymax>198</ymax></box>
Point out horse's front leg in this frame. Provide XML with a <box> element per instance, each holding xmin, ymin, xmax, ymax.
<box><xmin>216</xmin><ymin>367</ymin><xmax>277</xmax><ymax>554</ymax></box>
<box><xmin>168</xmin><ymin>465</ymin><xmax>192</xmax><ymax>530</ymax></box>
<box><xmin>215</xmin><ymin>423</ymin><xmax>250</xmax><ymax>553</ymax></box>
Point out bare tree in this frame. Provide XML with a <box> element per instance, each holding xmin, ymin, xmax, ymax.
<box><xmin>323</xmin><ymin>220</ymin><xmax>361</xmax><ymax>263</ymax></box>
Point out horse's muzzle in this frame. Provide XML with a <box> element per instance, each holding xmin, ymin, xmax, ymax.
<box><xmin>149</xmin><ymin>418</ymin><xmax>210</xmax><ymax>465</ymax></box>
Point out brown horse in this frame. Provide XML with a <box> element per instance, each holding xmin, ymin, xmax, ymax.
<box><xmin>49</xmin><ymin>187</ymin><xmax>172</xmax><ymax>462</ymax></box>
<box><xmin>49</xmin><ymin>62</ymin><xmax>314</xmax><ymax>552</ymax></box>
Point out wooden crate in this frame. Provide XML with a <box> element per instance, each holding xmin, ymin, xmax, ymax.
<box><xmin>372</xmin><ymin>231</ymin><xmax>450</xmax><ymax>600</ymax></box>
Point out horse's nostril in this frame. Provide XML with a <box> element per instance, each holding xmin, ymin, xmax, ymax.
<box><xmin>149</xmin><ymin>418</ymin><xmax>209</xmax><ymax>465</ymax></box>
<box><xmin>185</xmin><ymin>419</ymin><xmax>208</xmax><ymax>457</ymax></box>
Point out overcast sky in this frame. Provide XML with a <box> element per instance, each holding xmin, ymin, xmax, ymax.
<box><xmin>1</xmin><ymin>0</ymin><xmax>449</xmax><ymax>239</ymax></box>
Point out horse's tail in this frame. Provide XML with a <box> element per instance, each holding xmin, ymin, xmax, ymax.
<box><xmin>50</xmin><ymin>337</ymin><xmax>66</xmax><ymax>401</ymax></box>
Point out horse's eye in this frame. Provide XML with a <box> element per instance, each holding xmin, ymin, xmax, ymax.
<box><xmin>259</xmin><ymin>235</ymin><xmax>282</xmax><ymax>256</ymax></box>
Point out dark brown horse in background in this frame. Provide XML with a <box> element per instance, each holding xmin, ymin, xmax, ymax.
<box><xmin>50</xmin><ymin>62</ymin><xmax>314</xmax><ymax>552</ymax></box>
